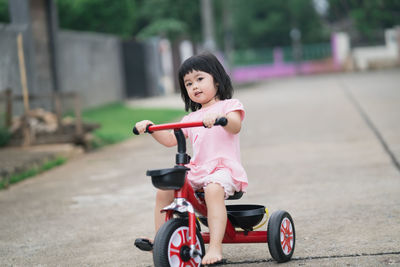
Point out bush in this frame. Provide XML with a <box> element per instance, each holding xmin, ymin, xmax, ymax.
<box><xmin>0</xmin><ymin>127</ymin><xmax>10</xmax><ymax>147</ymax></box>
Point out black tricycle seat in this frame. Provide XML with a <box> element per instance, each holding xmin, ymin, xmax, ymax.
<box><xmin>195</xmin><ymin>190</ymin><xmax>243</xmax><ymax>200</ymax></box>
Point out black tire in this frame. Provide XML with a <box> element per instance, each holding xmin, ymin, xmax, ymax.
<box><xmin>153</xmin><ymin>218</ymin><xmax>205</xmax><ymax>267</ymax></box>
<box><xmin>267</xmin><ymin>210</ymin><xmax>295</xmax><ymax>263</ymax></box>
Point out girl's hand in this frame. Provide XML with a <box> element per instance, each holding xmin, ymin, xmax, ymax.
<box><xmin>204</xmin><ymin>111</ymin><xmax>242</xmax><ymax>134</ymax></box>
<box><xmin>135</xmin><ymin>120</ymin><xmax>154</xmax><ymax>134</ymax></box>
<box><xmin>203</xmin><ymin>113</ymin><xmax>223</xmax><ymax>128</ymax></box>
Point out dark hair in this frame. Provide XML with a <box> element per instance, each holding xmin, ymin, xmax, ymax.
<box><xmin>178</xmin><ymin>53</ymin><xmax>233</xmax><ymax>112</ymax></box>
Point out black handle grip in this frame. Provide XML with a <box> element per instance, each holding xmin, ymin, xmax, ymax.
<box><xmin>214</xmin><ymin>117</ymin><xmax>228</xmax><ymax>126</ymax></box>
<box><xmin>132</xmin><ymin>124</ymin><xmax>154</xmax><ymax>135</ymax></box>
<box><xmin>132</xmin><ymin>126</ymin><xmax>139</xmax><ymax>135</ymax></box>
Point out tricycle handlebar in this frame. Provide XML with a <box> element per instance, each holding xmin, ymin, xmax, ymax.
<box><xmin>132</xmin><ymin>117</ymin><xmax>227</xmax><ymax>135</ymax></box>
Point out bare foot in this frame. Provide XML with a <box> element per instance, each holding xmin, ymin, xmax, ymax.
<box><xmin>201</xmin><ymin>248</ymin><xmax>223</xmax><ymax>265</ymax></box>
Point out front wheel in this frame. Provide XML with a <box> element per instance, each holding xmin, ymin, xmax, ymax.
<box><xmin>153</xmin><ymin>218</ymin><xmax>205</xmax><ymax>267</ymax></box>
<box><xmin>267</xmin><ymin>210</ymin><xmax>295</xmax><ymax>263</ymax></box>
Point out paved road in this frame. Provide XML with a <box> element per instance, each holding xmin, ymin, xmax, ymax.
<box><xmin>1</xmin><ymin>69</ymin><xmax>399</xmax><ymax>266</ymax></box>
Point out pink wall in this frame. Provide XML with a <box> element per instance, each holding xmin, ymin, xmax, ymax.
<box><xmin>232</xmin><ymin>36</ymin><xmax>341</xmax><ymax>83</ymax></box>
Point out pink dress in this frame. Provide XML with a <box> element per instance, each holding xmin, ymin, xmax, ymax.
<box><xmin>180</xmin><ymin>99</ymin><xmax>248</xmax><ymax>196</ymax></box>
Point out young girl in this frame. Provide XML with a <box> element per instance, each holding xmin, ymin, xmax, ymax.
<box><xmin>134</xmin><ymin>53</ymin><xmax>248</xmax><ymax>265</ymax></box>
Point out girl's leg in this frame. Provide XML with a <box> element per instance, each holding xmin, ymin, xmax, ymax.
<box><xmin>202</xmin><ymin>183</ymin><xmax>226</xmax><ymax>265</ymax></box>
<box><xmin>154</xmin><ymin>189</ymin><xmax>175</xmax><ymax>232</ymax></box>
<box><xmin>136</xmin><ymin>189</ymin><xmax>174</xmax><ymax>251</ymax></box>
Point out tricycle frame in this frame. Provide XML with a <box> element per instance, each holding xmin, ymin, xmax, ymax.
<box><xmin>136</xmin><ymin>120</ymin><xmax>295</xmax><ymax>265</ymax></box>
<box><xmin>150</xmin><ymin>122</ymin><xmax>267</xmax><ymax>256</ymax></box>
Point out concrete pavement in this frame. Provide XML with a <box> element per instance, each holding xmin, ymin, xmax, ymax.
<box><xmin>1</xmin><ymin>69</ymin><xmax>399</xmax><ymax>266</ymax></box>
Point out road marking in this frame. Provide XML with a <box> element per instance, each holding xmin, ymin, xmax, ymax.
<box><xmin>216</xmin><ymin>251</ymin><xmax>400</xmax><ymax>265</ymax></box>
<box><xmin>341</xmin><ymin>82</ymin><xmax>400</xmax><ymax>174</ymax></box>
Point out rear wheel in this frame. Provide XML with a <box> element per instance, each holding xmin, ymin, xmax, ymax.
<box><xmin>153</xmin><ymin>218</ymin><xmax>204</xmax><ymax>267</ymax></box>
<box><xmin>267</xmin><ymin>210</ymin><xmax>295</xmax><ymax>262</ymax></box>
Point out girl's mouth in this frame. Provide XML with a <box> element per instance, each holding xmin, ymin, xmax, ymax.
<box><xmin>194</xmin><ymin>91</ymin><xmax>202</xmax><ymax>97</ymax></box>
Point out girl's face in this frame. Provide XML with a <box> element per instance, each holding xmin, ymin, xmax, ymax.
<box><xmin>183</xmin><ymin>70</ymin><xmax>218</xmax><ymax>108</ymax></box>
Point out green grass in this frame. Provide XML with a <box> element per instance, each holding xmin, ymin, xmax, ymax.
<box><xmin>0</xmin><ymin>112</ymin><xmax>10</xmax><ymax>147</ymax></box>
<box><xmin>0</xmin><ymin>157</ymin><xmax>67</xmax><ymax>190</ymax></box>
<box><xmin>0</xmin><ymin>126</ymin><xmax>10</xmax><ymax>147</ymax></box>
<box><xmin>0</xmin><ymin>103</ymin><xmax>186</xmax><ymax>189</ymax></box>
<box><xmin>81</xmin><ymin>102</ymin><xmax>187</xmax><ymax>147</ymax></box>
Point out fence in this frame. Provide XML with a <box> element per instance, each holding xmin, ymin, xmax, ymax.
<box><xmin>233</xmin><ymin>43</ymin><xmax>332</xmax><ymax>66</ymax></box>
<box><xmin>231</xmin><ymin>41</ymin><xmax>337</xmax><ymax>83</ymax></box>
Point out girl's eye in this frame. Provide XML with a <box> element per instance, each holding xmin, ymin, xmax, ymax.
<box><xmin>198</xmin><ymin>77</ymin><xmax>203</xmax><ymax>81</ymax></box>
<box><xmin>185</xmin><ymin>82</ymin><xmax>192</xmax><ymax>87</ymax></box>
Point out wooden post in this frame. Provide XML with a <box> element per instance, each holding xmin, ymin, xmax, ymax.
<box><xmin>74</xmin><ymin>93</ymin><xmax>83</xmax><ymax>136</ymax></box>
<box><xmin>17</xmin><ymin>33</ymin><xmax>30</xmax><ymax>113</ymax></box>
<box><xmin>17</xmin><ymin>33</ymin><xmax>32</xmax><ymax>146</ymax></box>
<box><xmin>53</xmin><ymin>91</ymin><xmax>62</xmax><ymax>130</ymax></box>
<box><xmin>5</xmin><ymin>89</ymin><xmax>12</xmax><ymax>128</ymax></box>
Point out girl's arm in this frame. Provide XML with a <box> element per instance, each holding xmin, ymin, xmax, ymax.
<box><xmin>225</xmin><ymin>111</ymin><xmax>242</xmax><ymax>134</ymax></box>
<box><xmin>203</xmin><ymin>110</ymin><xmax>242</xmax><ymax>134</ymax></box>
<box><xmin>151</xmin><ymin>130</ymin><xmax>177</xmax><ymax>147</ymax></box>
<box><xmin>134</xmin><ymin>120</ymin><xmax>177</xmax><ymax>147</ymax></box>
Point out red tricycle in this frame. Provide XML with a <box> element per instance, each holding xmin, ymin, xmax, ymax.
<box><xmin>133</xmin><ymin>118</ymin><xmax>295</xmax><ymax>266</ymax></box>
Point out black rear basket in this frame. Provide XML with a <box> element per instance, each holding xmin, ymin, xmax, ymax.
<box><xmin>227</xmin><ymin>204</ymin><xmax>266</xmax><ymax>231</ymax></box>
<box><xmin>146</xmin><ymin>166</ymin><xmax>189</xmax><ymax>190</ymax></box>
<box><xmin>199</xmin><ymin>204</ymin><xmax>266</xmax><ymax>231</ymax></box>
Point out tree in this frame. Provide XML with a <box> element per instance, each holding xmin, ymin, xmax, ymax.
<box><xmin>1</xmin><ymin>0</ymin><xmax>338</xmax><ymax>50</ymax></box>
<box><xmin>133</xmin><ymin>0</ymin><xmax>201</xmax><ymax>42</ymax></box>
<box><xmin>0</xmin><ymin>0</ymin><xmax>9</xmax><ymax>23</ymax></box>
<box><xmin>56</xmin><ymin>0</ymin><xmax>202</xmax><ymax>43</ymax></box>
<box><xmin>327</xmin><ymin>0</ymin><xmax>400</xmax><ymax>43</ymax></box>
<box><xmin>56</xmin><ymin>0</ymin><xmax>136</xmax><ymax>38</ymax></box>
<box><xmin>230</xmin><ymin>0</ymin><xmax>327</xmax><ymax>49</ymax></box>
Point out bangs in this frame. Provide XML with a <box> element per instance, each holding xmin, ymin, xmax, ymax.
<box><xmin>178</xmin><ymin>56</ymin><xmax>212</xmax><ymax>79</ymax></box>
<box><xmin>178</xmin><ymin>53</ymin><xmax>233</xmax><ymax>112</ymax></box>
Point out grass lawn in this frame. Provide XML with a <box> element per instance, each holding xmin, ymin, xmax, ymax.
<box><xmin>81</xmin><ymin>102</ymin><xmax>187</xmax><ymax>147</ymax></box>
<box><xmin>0</xmin><ymin>157</ymin><xmax>66</xmax><ymax>190</ymax></box>
<box><xmin>0</xmin><ymin>103</ymin><xmax>186</xmax><ymax>190</ymax></box>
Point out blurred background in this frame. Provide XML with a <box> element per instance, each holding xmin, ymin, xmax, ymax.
<box><xmin>1</xmin><ymin>2</ymin><xmax>400</xmax><ymax>263</ymax></box>
<box><xmin>0</xmin><ymin>0</ymin><xmax>399</xmax><ymax>150</ymax></box>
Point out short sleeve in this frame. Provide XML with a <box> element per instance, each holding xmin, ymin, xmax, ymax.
<box><xmin>224</xmin><ymin>99</ymin><xmax>245</xmax><ymax>121</ymax></box>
